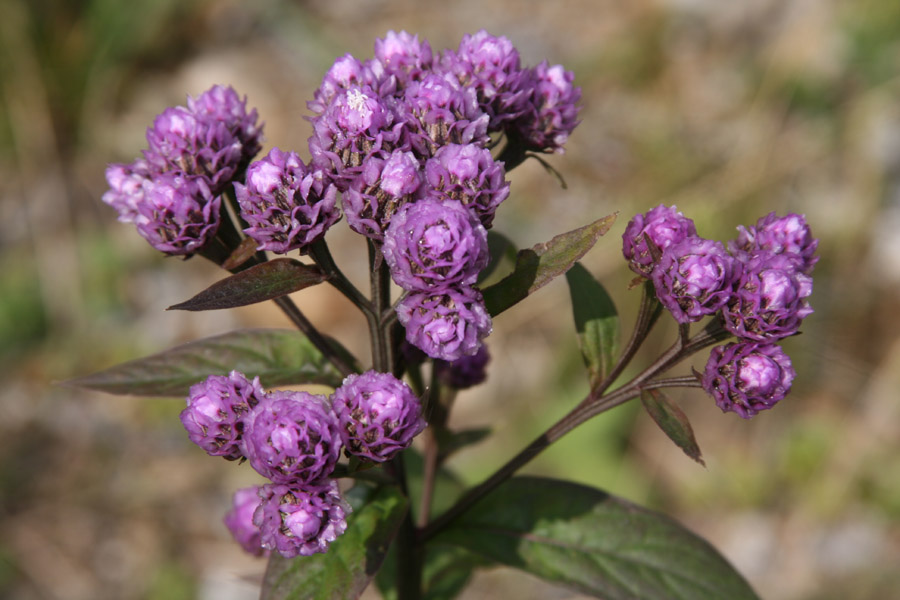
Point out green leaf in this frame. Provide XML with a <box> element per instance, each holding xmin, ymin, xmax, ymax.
<box><xmin>477</xmin><ymin>231</ymin><xmax>518</xmax><ymax>286</ymax></box>
<box><xmin>481</xmin><ymin>214</ymin><xmax>617</xmax><ymax>317</ymax></box>
<box><xmin>565</xmin><ymin>262</ymin><xmax>620</xmax><ymax>387</ymax></box>
<box><xmin>63</xmin><ymin>328</ymin><xmax>347</xmax><ymax>396</ymax></box>
<box><xmin>435</xmin><ymin>476</ymin><xmax>759</xmax><ymax>600</ymax></box>
<box><xmin>640</xmin><ymin>389</ymin><xmax>705</xmax><ymax>466</ymax></box>
<box><xmin>168</xmin><ymin>258</ymin><xmax>326</xmax><ymax>311</ymax></box>
<box><xmin>376</xmin><ymin>543</ymin><xmax>487</xmax><ymax>600</ymax></box>
<box><xmin>261</xmin><ymin>485</ymin><xmax>408</xmax><ymax>600</ymax></box>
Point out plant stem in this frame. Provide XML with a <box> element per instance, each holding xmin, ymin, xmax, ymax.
<box><xmin>420</xmin><ymin>321</ymin><xmax>730</xmax><ymax>542</ymax></box>
<box><xmin>271</xmin><ymin>295</ymin><xmax>355</xmax><ymax>377</ymax></box>
<box><xmin>309</xmin><ymin>239</ymin><xmax>374</xmax><ymax>317</ymax></box>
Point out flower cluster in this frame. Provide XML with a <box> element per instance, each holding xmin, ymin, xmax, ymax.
<box><xmin>179</xmin><ymin>370</ymin><xmax>424</xmax><ymax>557</ymax></box>
<box><xmin>103</xmin><ymin>85</ymin><xmax>262</xmax><ymax>256</ymax></box>
<box><xmin>623</xmin><ymin>207</ymin><xmax>817</xmax><ymax>417</ymax></box>
<box><xmin>302</xmin><ymin>30</ymin><xmax>580</xmax><ymax>361</ymax></box>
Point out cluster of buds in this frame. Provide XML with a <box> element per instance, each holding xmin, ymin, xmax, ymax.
<box><xmin>300</xmin><ymin>29</ymin><xmax>580</xmax><ymax>361</ymax></box>
<box><xmin>180</xmin><ymin>370</ymin><xmax>425</xmax><ymax>557</ymax></box>
<box><xmin>623</xmin><ymin>206</ymin><xmax>817</xmax><ymax>418</ymax></box>
<box><xmin>103</xmin><ymin>86</ymin><xmax>262</xmax><ymax>256</ymax></box>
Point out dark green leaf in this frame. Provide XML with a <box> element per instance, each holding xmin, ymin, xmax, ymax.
<box><xmin>435</xmin><ymin>476</ymin><xmax>759</xmax><ymax>600</ymax></box>
<box><xmin>261</xmin><ymin>485</ymin><xmax>408</xmax><ymax>600</ymax></box>
<box><xmin>481</xmin><ymin>214</ymin><xmax>617</xmax><ymax>317</ymax></box>
<box><xmin>477</xmin><ymin>231</ymin><xmax>518</xmax><ymax>286</ymax></box>
<box><xmin>168</xmin><ymin>258</ymin><xmax>326</xmax><ymax>311</ymax></box>
<box><xmin>376</xmin><ymin>542</ymin><xmax>487</xmax><ymax>600</ymax></box>
<box><xmin>63</xmin><ymin>329</ymin><xmax>346</xmax><ymax>396</ymax></box>
<box><xmin>565</xmin><ymin>262</ymin><xmax>620</xmax><ymax>387</ymax></box>
<box><xmin>641</xmin><ymin>389</ymin><xmax>705</xmax><ymax>466</ymax></box>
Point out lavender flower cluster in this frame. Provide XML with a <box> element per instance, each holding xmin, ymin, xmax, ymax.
<box><xmin>180</xmin><ymin>370</ymin><xmax>425</xmax><ymax>557</ymax></box>
<box><xmin>102</xmin><ymin>30</ymin><xmax>581</xmax><ymax>361</ymax></box>
<box><xmin>623</xmin><ymin>206</ymin><xmax>818</xmax><ymax>418</ymax></box>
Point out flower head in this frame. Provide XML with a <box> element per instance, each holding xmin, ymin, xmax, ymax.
<box><xmin>235</xmin><ymin>148</ymin><xmax>340</xmax><ymax>253</ymax></box>
<box><xmin>375</xmin><ymin>31</ymin><xmax>433</xmax><ymax>83</ymax></box>
<box><xmin>244</xmin><ymin>391</ymin><xmax>342</xmax><ymax>484</ymax></box>
<box><xmin>423</xmin><ymin>143</ymin><xmax>509</xmax><ymax>228</ymax></box>
<box><xmin>133</xmin><ymin>171</ymin><xmax>221</xmax><ymax>256</ymax></box>
<box><xmin>331</xmin><ymin>371</ymin><xmax>426</xmax><ymax>462</ymax></box>
<box><xmin>512</xmin><ymin>61</ymin><xmax>581</xmax><ymax>153</ymax></box>
<box><xmin>382</xmin><ymin>198</ymin><xmax>489</xmax><ymax>291</ymax></box>
<box><xmin>434</xmin><ymin>344</ymin><xmax>491</xmax><ymax>389</ymax></box>
<box><xmin>343</xmin><ymin>149</ymin><xmax>425</xmax><ymax>240</ymax></box>
<box><xmin>396</xmin><ymin>287</ymin><xmax>492</xmax><ymax>361</ymax></box>
<box><xmin>730</xmin><ymin>212</ymin><xmax>818</xmax><ymax>273</ymax></box>
<box><xmin>722</xmin><ymin>252</ymin><xmax>813</xmax><ymax>341</ymax></box>
<box><xmin>180</xmin><ymin>371</ymin><xmax>265</xmax><ymax>460</ymax></box>
<box><xmin>622</xmin><ymin>205</ymin><xmax>699</xmax><ymax>276</ymax></box>
<box><xmin>254</xmin><ymin>481</ymin><xmax>350</xmax><ymax>558</ymax></box>
<box><xmin>224</xmin><ymin>486</ymin><xmax>268</xmax><ymax>557</ymax></box>
<box><xmin>702</xmin><ymin>342</ymin><xmax>795</xmax><ymax>418</ymax></box>
<box><xmin>651</xmin><ymin>237</ymin><xmax>739</xmax><ymax>323</ymax></box>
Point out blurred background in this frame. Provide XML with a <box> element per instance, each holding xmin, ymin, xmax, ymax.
<box><xmin>2</xmin><ymin>0</ymin><xmax>899</xmax><ymax>598</ymax></box>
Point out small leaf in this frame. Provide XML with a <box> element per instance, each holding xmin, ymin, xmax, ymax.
<box><xmin>261</xmin><ymin>485</ymin><xmax>408</xmax><ymax>600</ymax></box>
<box><xmin>436</xmin><ymin>427</ymin><xmax>492</xmax><ymax>462</ymax></box>
<box><xmin>565</xmin><ymin>262</ymin><xmax>620</xmax><ymax>387</ymax></box>
<box><xmin>481</xmin><ymin>214</ymin><xmax>617</xmax><ymax>317</ymax></box>
<box><xmin>477</xmin><ymin>231</ymin><xmax>518</xmax><ymax>286</ymax></box>
<box><xmin>221</xmin><ymin>237</ymin><xmax>259</xmax><ymax>271</ymax></box>
<box><xmin>168</xmin><ymin>258</ymin><xmax>326</xmax><ymax>311</ymax></box>
<box><xmin>63</xmin><ymin>329</ymin><xmax>346</xmax><ymax>396</ymax></box>
<box><xmin>641</xmin><ymin>388</ymin><xmax>705</xmax><ymax>466</ymax></box>
<box><xmin>435</xmin><ymin>476</ymin><xmax>759</xmax><ymax>600</ymax></box>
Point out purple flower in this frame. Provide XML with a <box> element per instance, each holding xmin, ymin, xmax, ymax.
<box><xmin>382</xmin><ymin>198</ymin><xmax>489</xmax><ymax>291</ymax></box>
<box><xmin>308</xmin><ymin>85</ymin><xmax>404</xmax><ymax>190</ymax></box>
<box><xmin>374</xmin><ymin>31</ymin><xmax>433</xmax><ymax>82</ymax></box>
<box><xmin>622</xmin><ymin>205</ymin><xmax>699</xmax><ymax>276</ymax></box>
<box><xmin>180</xmin><ymin>371</ymin><xmax>265</xmax><ymax>460</ymax></box>
<box><xmin>102</xmin><ymin>159</ymin><xmax>154</xmax><ymax>224</ymax></box>
<box><xmin>701</xmin><ymin>342</ymin><xmax>795</xmax><ymax>418</ymax></box>
<box><xmin>512</xmin><ymin>61</ymin><xmax>581</xmax><ymax>153</ymax></box>
<box><xmin>132</xmin><ymin>171</ymin><xmax>221</xmax><ymax>256</ymax></box>
<box><xmin>651</xmin><ymin>237</ymin><xmax>739</xmax><ymax>323</ymax></box>
<box><xmin>331</xmin><ymin>371</ymin><xmax>426</xmax><ymax>462</ymax></box>
<box><xmin>235</xmin><ymin>147</ymin><xmax>340</xmax><ymax>253</ymax></box>
<box><xmin>307</xmin><ymin>54</ymin><xmax>385</xmax><ymax>116</ymax></box>
<box><xmin>730</xmin><ymin>212</ymin><xmax>819</xmax><ymax>274</ymax></box>
<box><xmin>244</xmin><ymin>391</ymin><xmax>342</xmax><ymax>484</ymax></box>
<box><xmin>254</xmin><ymin>481</ymin><xmax>350</xmax><ymax>558</ymax></box>
<box><xmin>145</xmin><ymin>85</ymin><xmax>262</xmax><ymax>194</ymax></box>
<box><xmin>722</xmin><ymin>252</ymin><xmax>813</xmax><ymax>341</ymax></box>
<box><xmin>423</xmin><ymin>143</ymin><xmax>510</xmax><ymax>228</ymax></box>
<box><xmin>440</xmin><ymin>30</ymin><xmax>529</xmax><ymax>131</ymax></box>
<box><xmin>343</xmin><ymin>149</ymin><xmax>425</xmax><ymax>240</ymax></box>
<box><xmin>396</xmin><ymin>287</ymin><xmax>492</xmax><ymax>361</ymax></box>
<box><xmin>399</xmin><ymin>73</ymin><xmax>490</xmax><ymax>158</ymax></box>
<box><xmin>224</xmin><ymin>486</ymin><xmax>268</xmax><ymax>557</ymax></box>
<box><xmin>434</xmin><ymin>344</ymin><xmax>490</xmax><ymax>389</ymax></box>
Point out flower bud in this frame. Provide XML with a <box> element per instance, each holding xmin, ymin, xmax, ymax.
<box><xmin>434</xmin><ymin>344</ymin><xmax>490</xmax><ymax>389</ymax></box>
<box><xmin>331</xmin><ymin>371</ymin><xmax>426</xmax><ymax>462</ymax></box>
<box><xmin>254</xmin><ymin>481</ymin><xmax>350</xmax><ymax>558</ymax></box>
<box><xmin>622</xmin><ymin>205</ymin><xmax>698</xmax><ymax>277</ymax></box>
<box><xmin>396</xmin><ymin>287</ymin><xmax>492</xmax><ymax>361</ymax></box>
<box><xmin>702</xmin><ymin>342</ymin><xmax>795</xmax><ymax>418</ymax></box>
<box><xmin>180</xmin><ymin>371</ymin><xmax>264</xmax><ymax>460</ymax></box>
<box><xmin>730</xmin><ymin>212</ymin><xmax>818</xmax><ymax>274</ymax></box>
<box><xmin>224</xmin><ymin>486</ymin><xmax>267</xmax><ymax>557</ymax></box>
<box><xmin>244</xmin><ymin>391</ymin><xmax>342</xmax><ymax>484</ymax></box>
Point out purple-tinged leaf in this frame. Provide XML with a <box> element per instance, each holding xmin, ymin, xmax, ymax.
<box><xmin>261</xmin><ymin>485</ymin><xmax>408</xmax><ymax>600</ymax></box>
<box><xmin>641</xmin><ymin>388</ymin><xmax>705</xmax><ymax>466</ymax></box>
<box><xmin>566</xmin><ymin>262</ymin><xmax>620</xmax><ymax>387</ymax></box>
<box><xmin>221</xmin><ymin>236</ymin><xmax>259</xmax><ymax>271</ymax></box>
<box><xmin>435</xmin><ymin>476</ymin><xmax>758</xmax><ymax>600</ymax></box>
<box><xmin>168</xmin><ymin>258</ymin><xmax>326</xmax><ymax>311</ymax></box>
<box><xmin>482</xmin><ymin>214</ymin><xmax>617</xmax><ymax>317</ymax></box>
<box><xmin>63</xmin><ymin>329</ymin><xmax>345</xmax><ymax>397</ymax></box>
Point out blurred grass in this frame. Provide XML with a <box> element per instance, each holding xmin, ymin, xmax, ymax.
<box><xmin>1</xmin><ymin>0</ymin><xmax>899</xmax><ymax>599</ymax></box>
